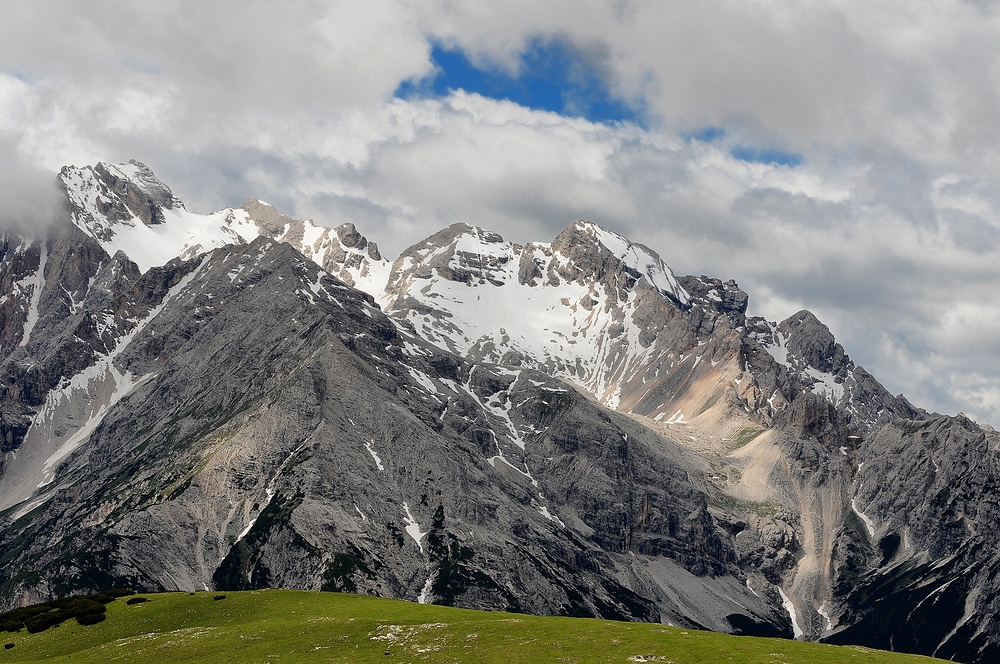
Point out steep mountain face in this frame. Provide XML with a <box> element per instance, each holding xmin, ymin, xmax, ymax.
<box><xmin>372</xmin><ymin>217</ymin><xmax>939</xmax><ymax>647</ymax></box>
<box><xmin>2</xmin><ymin>160</ymin><xmax>999</xmax><ymax>662</ymax></box>
<box><xmin>0</xmin><ymin>234</ymin><xmax>786</xmax><ymax>634</ymax></box>
<box><xmin>746</xmin><ymin>311</ymin><xmax>920</xmax><ymax>433</ymax></box>
<box><xmin>826</xmin><ymin>416</ymin><xmax>1000</xmax><ymax>662</ymax></box>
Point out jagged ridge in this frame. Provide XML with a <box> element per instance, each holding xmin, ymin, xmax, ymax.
<box><xmin>2</xmin><ymin>161</ymin><xmax>998</xmax><ymax>662</ymax></box>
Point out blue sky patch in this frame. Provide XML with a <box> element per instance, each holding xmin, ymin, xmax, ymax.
<box><xmin>730</xmin><ymin>146</ymin><xmax>802</xmax><ymax>167</ymax></box>
<box><xmin>683</xmin><ymin>127</ymin><xmax>802</xmax><ymax>167</ymax></box>
<box><xmin>684</xmin><ymin>127</ymin><xmax>725</xmax><ymax>143</ymax></box>
<box><xmin>396</xmin><ymin>40</ymin><xmax>643</xmax><ymax>126</ymax></box>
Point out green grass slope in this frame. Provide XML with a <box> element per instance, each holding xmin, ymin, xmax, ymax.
<box><xmin>0</xmin><ymin>590</ymin><xmax>942</xmax><ymax>663</ymax></box>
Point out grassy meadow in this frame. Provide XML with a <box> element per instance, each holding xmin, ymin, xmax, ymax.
<box><xmin>0</xmin><ymin>589</ymin><xmax>943</xmax><ymax>663</ymax></box>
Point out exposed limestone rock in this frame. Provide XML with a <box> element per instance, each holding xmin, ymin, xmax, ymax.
<box><xmin>4</xmin><ymin>160</ymin><xmax>1000</xmax><ymax>662</ymax></box>
<box><xmin>0</xmin><ymin>236</ymin><xmax>787</xmax><ymax>637</ymax></box>
<box><xmin>238</xmin><ymin>199</ymin><xmax>389</xmax><ymax>293</ymax></box>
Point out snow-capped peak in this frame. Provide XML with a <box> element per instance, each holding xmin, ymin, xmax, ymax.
<box><xmin>564</xmin><ymin>220</ymin><xmax>690</xmax><ymax>307</ymax></box>
<box><xmin>60</xmin><ymin>162</ymin><xmax>259</xmax><ymax>272</ymax></box>
<box><xmin>381</xmin><ymin>220</ymin><xmax>701</xmax><ymax>411</ymax></box>
<box><xmin>58</xmin><ymin>162</ymin><xmax>391</xmax><ymax>292</ymax></box>
<box><xmin>104</xmin><ymin>160</ymin><xmax>185</xmax><ymax>211</ymax></box>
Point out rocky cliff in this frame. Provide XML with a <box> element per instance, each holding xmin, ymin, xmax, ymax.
<box><xmin>1</xmin><ymin>160</ymin><xmax>998</xmax><ymax>662</ymax></box>
<box><xmin>0</xmin><ymin>234</ymin><xmax>787</xmax><ymax>634</ymax></box>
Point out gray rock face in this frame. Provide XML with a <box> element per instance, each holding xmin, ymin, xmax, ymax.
<box><xmin>92</xmin><ymin>160</ymin><xmax>180</xmax><ymax>226</ymax></box>
<box><xmin>823</xmin><ymin>416</ymin><xmax>1000</xmax><ymax>662</ymax></box>
<box><xmin>0</xmin><ymin>233</ymin><xmax>786</xmax><ymax>636</ymax></box>
<box><xmin>0</xmin><ymin>234</ymin><xmax>43</xmax><ymax>354</ymax></box>
<box><xmin>238</xmin><ymin>199</ymin><xmax>387</xmax><ymax>292</ymax></box>
<box><xmin>0</xmin><ymin>219</ymin><xmax>143</xmax><ymax>466</ymax></box>
<box><xmin>5</xmin><ymin>160</ymin><xmax>1000</xmax><ymax>662</ymax></box>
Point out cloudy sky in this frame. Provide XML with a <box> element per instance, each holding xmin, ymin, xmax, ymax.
<box><xmin>2</xmin><ymin>1</ymin><xmax>1000</xmax><ymax>424</ymax></box>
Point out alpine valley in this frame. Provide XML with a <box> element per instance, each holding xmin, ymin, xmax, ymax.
<box><xmin>1</xmin><ymin>160</ymin><xmax>997</xmax><ymax>661</ymax></box>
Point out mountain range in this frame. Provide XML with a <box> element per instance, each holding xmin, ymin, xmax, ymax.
<box><xmin>1</xmin><ymin>160</ymin><xmax>998</xmax><ymax>662</ymax></box>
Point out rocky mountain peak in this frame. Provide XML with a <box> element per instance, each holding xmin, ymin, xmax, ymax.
<box><xmin>677</xmin><ymin>275</ymin><xmax>749</xmax><ymax>324</ymax></box>
<box><xmin>103</xmin><ymin>159</ymin><xmax>183</xmax><ymax>213</ymax></box>
<box><xmin>60</xmin><ymin>160</ymin><xmax>182</xmax><ymax>232</ymax></box>
<box><xmin>336</xmin><ymin>222</ymin><xmax>380</xmax><ymax>260</ymax></box>
<box><xmin>238</xmin><ymin>198</ymin><xmax>297</xmax><ymax>236</ymax></box>
<box><xmin>238</xmin><ymin>198</ymin><xmax>389</xmax><ymax>294</ymax></box>
<box><xmin>779</xmin><ymin>310</ymin><xmax>847</xmax><ymax>377</ymax></box>
<box><xmin>58</xmin><ymin>161</ymin><xmax>261</xmax><ymax>272</ymax></box>
<box><xmin>56</xmin><ymin>162</ymin><xmax>389</xmax><ymax>286</ymax></box>
<box><xmin>385</xmin><ymin>223</ymin><xmax>519</xmax><ymax>302</ymax></box>
<box><xmin>550</xmin><ymin>220</ymin><xmax>690</xmax><ymax>309</ymax></box>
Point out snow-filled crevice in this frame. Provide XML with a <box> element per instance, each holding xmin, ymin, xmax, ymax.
<box><xmin>417</xmin><ymin>574</ymin><xmax>435</xmax><ymax>604</ymax></box>
<box><xmin>364</xmin><ymin>440</ymin><xmax>385</xmax><ymax>471</ymax></box>
<box><xmin>778</xmin><ymin>587</ymin><xmax>804</xmax><ymax>639</ymax></box>
<box><xmin>18</xmin><ymin>242</ymin><xmax>47</xmax><ymax>347</ymax></box>
<box><xmin>851</xmin><ymin>498</ymin><xmax>877</xmax><ymax>539</ymax></box>
<box><xmin>402</xmin><ymin>502</ymin><xmax>427</xmax><ymax>554</ymax></box>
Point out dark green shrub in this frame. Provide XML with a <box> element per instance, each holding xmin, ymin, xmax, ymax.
<box><xmin>125</xmin><ymin>597</ymin><xmax>149</xmax><ymax>605</ymax></box>
<box><xmin>104</xmin><ymin>588</ymin><xmax>135</xmax><ymax>598</ymax></box>
<box><xmin>76</xmin><ymin>613</ymin><xmax>106</xmax><ymax>626</ymax></box>
<box><xmin>60</xmin><ymin>597</ymin><xmax>106</xmax><ymax>618</ymax></box>
<box><xmin>0</xmin><ymin>588</ymin><xmax>135</xmax><ymax>634</ymax></box>
<box><xmin>25</xmin><ymin>611</ymin><xmax>62</xmax><ymax>633</ymax></box>
<box><xmin>213</xmin><ymin>595</ymin><xmax>227</xmax><ymax>601</ymax></box>
<box><xmin>4</xmin><ymin>643</ymin><xmax>13</xmax><ymax>649</ymax></box>
<box><xmin>0</xmin><ymin>604</ymin><xmax>51</xmax><ymax>631</ymax></box>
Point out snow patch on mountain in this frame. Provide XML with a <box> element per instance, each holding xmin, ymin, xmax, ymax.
<box><xmin>16</xmin><ymin>241</ymin><xmax>46</xmax><ymax>347</ymax></box>
<box><xmin>804</xmin><ymin>366</ymin><xmax>845</xmax><ymax>404</ymax></box>
<box><xmin>578</xmin><ymin>221</ymin><xmax>689</xmax><ymax>305</ymax></box>
<box><xmin>383</xmin><ymin>223</ymin><xmax>684</xmax><ymax>410</ymax></box>
<box><xmin>402</xmin><ymin>502</ymin><xmax>427</xmax><ymax>554</ymax></box>
<box><xmin>760</xmin><ymin>323</ymin><xmax>792</xmax><ymax>368</ymax></box>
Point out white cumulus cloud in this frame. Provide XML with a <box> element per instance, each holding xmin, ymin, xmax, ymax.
<box><xmin>2</xmin><ymin>1</ymin><xmax>1000</xmax><ymax>423</ymax></box>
